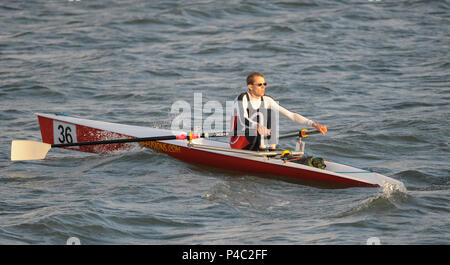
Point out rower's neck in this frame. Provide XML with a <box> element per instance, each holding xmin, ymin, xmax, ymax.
<box><xmin>248</xmin><ymin>92</ymin><xmax>262</xmax><ymax>100</ymax></box>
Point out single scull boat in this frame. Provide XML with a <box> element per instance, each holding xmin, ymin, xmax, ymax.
<box><xmin>11</xmin><ymin>113</ymin><xmax>405</xmax><ymax>190</ymax></box>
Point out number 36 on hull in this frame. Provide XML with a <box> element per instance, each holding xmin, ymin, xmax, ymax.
<box><xmin>38</xmin><ymin>115</ymin><xmax>130</xmax><ymax>153</ymax></box>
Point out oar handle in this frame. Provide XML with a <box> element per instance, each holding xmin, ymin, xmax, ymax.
<box><xmin>279</xmin><ymin>129</ymin><xmax>321</xmax><ymax>140</ymax></box>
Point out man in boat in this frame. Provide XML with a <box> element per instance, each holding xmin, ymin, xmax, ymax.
<box><xmin>230</xmin><ymin>72</ymin><xmax>328</xmax><ymax>151</ymax></box>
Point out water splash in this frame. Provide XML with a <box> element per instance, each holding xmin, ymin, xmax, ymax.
<box><xmin>381</xmin><ymin>181</ymin><xmax>407</xmax><ymax>196</ymax></box>
<box><xmin>334</xmin><ymin>183</ymin><xmax>409</xmax><ymax>219</ymax></box>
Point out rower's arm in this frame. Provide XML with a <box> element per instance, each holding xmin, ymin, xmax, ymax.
<box><xmin>268</xmin><ymin>99</ymin><xmax>327</xmax><ymax>134</ymax></box>
<box><xmin>269</xmin><ymin>99</ymin><xmax>314</xmax><ymax>126</ymax></box>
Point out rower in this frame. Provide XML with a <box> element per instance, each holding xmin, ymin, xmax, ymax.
<box><xmin>230</xmin><ymin>72</ymin><xmax>327</xmax><ymax>151</ymax></box>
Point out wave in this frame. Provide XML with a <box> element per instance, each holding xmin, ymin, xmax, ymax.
<box><xmin>122</xmin><ymin>17</ymin><xmax>165</xmax><ymax>26</ymax></box>
<box><xmin>335</xmin><ymin>186</ymin><xmax>408</xmax><ymax>218</ymax></box>
<box><xmin>395</xmin><ymin>169</ymin><xmax>450</xmax><ymax>192</ymax></box>
<box><xmin>0</xmin><ymin>4</ymin><xmax>21</xmax><ymax>11</ymax></box>
<box><xmin>203</xmin><ymin>178</ymin><xmax>293</xmax><ymax>216</ymax></box>
<box><xmin>1</xmin><ymin>85</ymin><xmax>65</xmax><ymax>98</ymax></box>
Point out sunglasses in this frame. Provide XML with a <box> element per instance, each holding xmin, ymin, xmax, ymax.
<box><xmin>253</xmin><ymin>82</ymin><xmax>267</xmax><ymax>87</ymax></box>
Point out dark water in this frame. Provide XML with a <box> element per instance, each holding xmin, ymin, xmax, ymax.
<box><xmin>1</xmin><ymin>0</ymin><xmax>449</xmax><ymax>245</ymax></box>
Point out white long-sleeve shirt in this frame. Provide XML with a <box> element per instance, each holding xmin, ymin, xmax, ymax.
<box><xmin>233</xmin><ymin>93</ymin><xmax>314</xmax><ymax>130</ymax></box>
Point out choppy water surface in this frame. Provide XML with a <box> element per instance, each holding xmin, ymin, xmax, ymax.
<box><xmin>1</xmin><ymin>0</ymin><xmax>449</xmax><ymax>245</ymax></box>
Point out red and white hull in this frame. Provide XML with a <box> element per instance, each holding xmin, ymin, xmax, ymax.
<box><xmin>36</xmin><ymin>113</ymin><xmax>406</xmax><ymax>190</ymax></box>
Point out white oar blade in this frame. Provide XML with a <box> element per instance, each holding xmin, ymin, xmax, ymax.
<box><xmin>11</xmin><ymin>140</ymin><xmax>52</xmax><ymax>161</ymax></box>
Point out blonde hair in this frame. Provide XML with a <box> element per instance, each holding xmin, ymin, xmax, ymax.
<box><xmin>246</xmin><ymin>72</ymin><xmax>264</xmax><ymax>85</ymax></box>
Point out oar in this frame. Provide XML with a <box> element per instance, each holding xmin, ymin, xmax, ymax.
<box><xmin>10</xmin><ymin>132</ymin><xmax>229</xmax><ymax>161</ymax></box>
<box><xmin>279</xmin><ymin>129</ymin><xmax>322</xmax><ymax>140</ymax></box>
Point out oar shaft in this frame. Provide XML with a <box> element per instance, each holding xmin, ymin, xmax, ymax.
<box><xmin>202</xmin><ymin>132</ymin><xmax>229</xmax><ymax>138</ymax></box>
<box><xmin>51</xmin><ymin>135</ymin><xmax>179</xmax><ymax>148</ymax></box>
<box><xmin>279</xmin><ymin>132</ymin><xmax>300</xmax><ymax>139</ymax></box>
<box><xmin>51</xmin><ymin>131</ymin><xmax>230</xmax><ymax>148</ymax></box>
<box><xmin>11</xmin><ymin>131</ymin><xmax>230</xmax><ymax>161</ymax></box>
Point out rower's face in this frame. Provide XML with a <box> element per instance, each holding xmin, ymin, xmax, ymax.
<box><xmin>248</xmin><ymin>76</ymin><xmax>266</xmax><ymax>98</ymax></box>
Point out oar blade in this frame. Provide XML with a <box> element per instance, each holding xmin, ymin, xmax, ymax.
<box><xmin>11</xmin><ymin>140</ymin><xmax>52</xmax><ymax>161</ymax></box>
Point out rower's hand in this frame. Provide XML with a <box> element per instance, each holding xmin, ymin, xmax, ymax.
<box><xmin>312</xmin><ymin>122</ymin><xmax>327</xmax><ymax>135</ymax></box>
<box><xmin>257</xmin><ymin>124</ymin><xmax>271</xmax><ymax>136</ymax></box>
